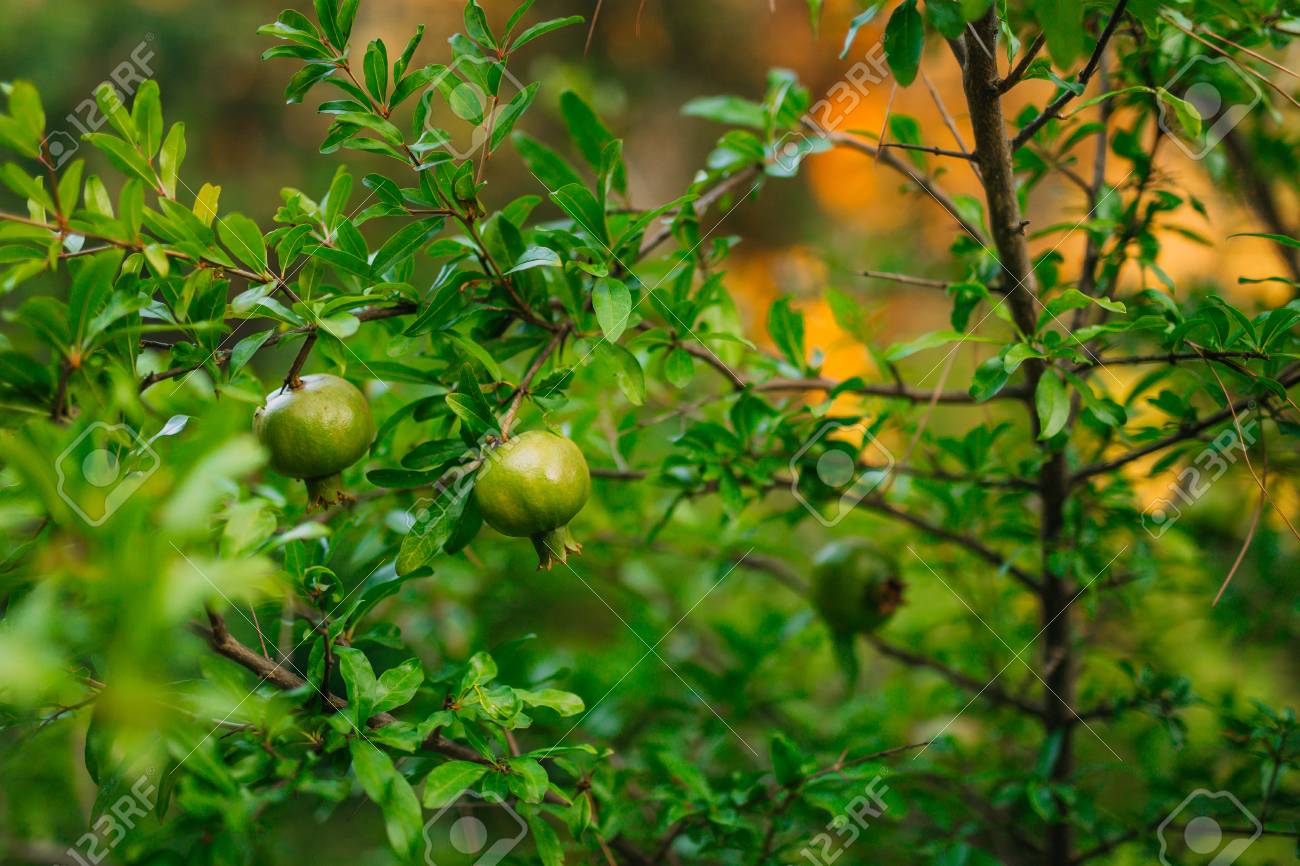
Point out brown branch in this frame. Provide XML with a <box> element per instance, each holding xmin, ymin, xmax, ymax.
<box><xmin>857</xmin><ymin>494</ymin><xmax>1041</xmax><ymax>590</ymax></box>
<box><xmin>920</xmin><ymin>68</ymin><xmax>977</xmax><ymax>174</ymax></box>
<box><xmin>999</xmin><ymin>33</ymin><xmax>1046</xmax><ymax>92</ymax></box>
<box><xmin>879</xmin><ymin>141</ymin><xmax>976</xmax><ymax>160</ymax></box>
<box><xmin>1161</xmin><ymin>14</ymin><xmax>1300</xmax><ymax>110</ymax></box>
<box><xmin>860</xmin><ymin>269</ymin><xmax>950</xmax><ymax>289</ymax></box>
<box><xmin>283</xmin><ymin>331</ymin><xmax>317</xmax><ymax>391</ymax></box>
<box><xmin>866</xmin><ymin>636</ymin><xmax>1045</xmax><ymax>717</ymax></box>
<box><xmin>639</xmin><ymin>164</ymin><xmax>762</xmax><ymax>257</ymax></box>
<box><xmin>1071</xmin><ymin>364</ymin><xmax>1300</xmax><ymax>483</ymax></box>
<box><xmin>1009</xmin><ymin>0</ymin><xmax>1132</xmax><ymax>152</ymax></box>
<box><xmin>138</xmin><ymin>302</ymin><xmax>417</xmax><ymax>392</ymax></box>
<box><xmin>194</xmin><ymin>610</ymin><xmax>575</xmax><ymax>803</ymax></box>
<box><xmin>754</xmin><ymin>376</ymin><xmax>1030</xmax><ymax>403</ymax></box>
<box><xmin>817</xmin><ymin>126</ymin><xmax>991</xmax><ymax>247</ymax></box>
<box><xmin>500</xmin><ymin>326</ymin><xmax>568</xmax><ymax>437</ymax></box>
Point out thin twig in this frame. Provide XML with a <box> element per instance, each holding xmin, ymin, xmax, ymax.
<box><xmin>1010</xmin><ymin>0</ymin><xmax>1132</xmax><ymax>151</ymax></box>
<box><xmin>861</xmin><ymin>269</ymin><xmax>950</xmax><ymax>289</ymax></box>
<box><xmin>999</xmin><ymin>33</ymin><xmax>1046</xmax><ymax>92</ymax></box>
<box><xmin>1162</xmin><ymin>14</ymin><xmax>1300</xmax><ymax>109</ymax></box>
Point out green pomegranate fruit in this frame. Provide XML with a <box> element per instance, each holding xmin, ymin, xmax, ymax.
<box><xmin>253</xmin><ymin>374</ymin><xmax>375</xmax><ymax>510</ymax></box>
<box><xmin>810</xmin><ymin>541</ymin><xmax>905</xmax><ymax>636</ymax></box>
<box><xmin>473</xmin><ymin>430</ymin><xmax>591</xmax><ymax>570</ymax></box>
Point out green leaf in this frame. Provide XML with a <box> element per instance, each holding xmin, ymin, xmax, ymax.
<box><xmin>1037</xmin><ymin>288</ymin><xmax>1125</xmax><ymax>330</ymax></box>
<box><xmin>216</xmin><ymin>213</ymin><xmax>269</xmax><ymax>274</ymax></box>
<box><xmin>94</xmin><ymin>83</ymin><xmax>137</xmax><ymax>146</ymax></box>
<box><xmin>82</xmin><ymin>133</ymin><xmax>156</xmax><ymax>188</ymax></box>
<box><xmin>559</xmin><ymin>91</ymin><xmax>617</xmax><ymax>173</ymax></box>
<box><xmin>1156</xmin><ymin>87</ymin><xmax>1202</xmax><ymax>140</ymax></box>
<box><xmin>926</xmin><ymin>0</ymin><xmax>965</xmax><ymax>39</ymax></box>
<box><xmin>7</xmin><ymin>81</ymin><xmax>45</xmax><ymax>148</ymax></box>
<box><xmin>422</xmin><ymin>760</ymin><xmax>489</xmax><ymax>808</ymax></box>
<box><xmin>335</xmin><ymin>646</ymin><xmax>378</xmax><ymax>724</ymax></box>
<box><xmin>596</xmin><ymin>342</ymin><xmax>645</xmax><ymax>405</ymax></box>
<box><xmin>513</xmin><ymin>132</ymin><xmax>585</xmax><ymax>192</ymax></box>
<box><xmin>371</xmin><ymin>218</ymin><xmax>442</xmax><ymax>276</ymax></box>
<box><xmin>768</xmin><ymin>297</ymin><xmax>805</xmax><ymax>368</ymax></box>
<box><xmin>592</xmin><ymin>277</ymin><xmax>632</xmax><ymax>342</ymax></box>
<box><xmin>363</xmin><ymin>39</ymin><xmax>389</xmax><ymax>102</ymax></box>
<box><xmin>1035</xmin><ymin>371</ymin><xmax>1070</xmax><ymax>440</ymax></box>
<box><xmin>228</xmin><ymin>330</ymin><xmax>274</xmax><ymax>378</ymax></box>
<box><xmin>397</xmin><ymin>487</ymin><xmax>469</xmax><ymax>576</ymax></box>
<box><xmin>131</xmin><ymin>80</ymin><xmax>164</xmax><ymax>158</ymax></box>
<box><xmin>158</xmin><ymin>122</ymin><xmax>186</xmax><ymax>198</ymax></box>
<box><xmin>969</xmin><ymin>355</ymin><xmax>1009</xmax><ymax>402</ymax></box>
<box><xmin>771</xmin><ymin>733</ymin><xmax>803</xmax><ymax>787</ymax></box>
<box><xmin>550</xmin><ymin>183</ymin><xmax>607</xmax><ymax>245</ymax></box>
<box><xmin>524</xmin><ymin>810</ymin><xmax>565</xmax><ymax>866</ymax></box>
<box><xmin>506</xmin><ymin>757</ymin><xmax>549</xmax><ymax>803</ymax></box>
<box><xmin>489</xmin><ymin>82</ymin><xmax>541</xmax><ymax>151</ymax></box>
<box><xmin>464</xmin><ymin>1</ymin><xmax>497</xmax><ymax>49</ymax></box>
<box><xmin>1033</xmin><ymin>0</ymin><xmax>1083</xmax><ymax>69</ymax></box>
<box><xmin>506</xmin><ymin>245</ymin><xmax>562</xmax><ymax>274</ymax></box>
<box><xmin>883</xmin><ymin>0</ymin><xmax>923</xmax><ymax>87</ymax></box>
<box><xmin>510</xmin><ymin>15</ymin><xmax>584</xmax><ymax>51</ymax></box>
<box><xmin>840</xmin><ymin>6</ymin><xmax>882</xmax><ymax>58</ymax></box>
<box><xmin>681</xmin><ymin>95</ymin><xmax>767</xmax><ymax>129</ymax></box>
<box><xmin>374</xmin><ymin>658</ymin><xmax>424</xmax><ymax>714</ymax></box>
<box><xmin>517</xmin><ymin>688</ymin><xmax>584</xmax><ymax>716</ymax></box>
<box><xmin>446</xmin><ymin>368</ymin><xmax>499</xmax><ymax>438</ymax></box>
<box><xmin>1229</xmin><ymin>232</ymin><xmax>1300</xmax><ymax>250</ymax></box>
<box><xmin>349</xmin><ymin>740</ymin><xmax>423</xmax><ymax>860</ymax></box>
<box><xmin>664</xmin><ymin>347</ymin><xmax>694</xmax><ymax>388</ymax></box>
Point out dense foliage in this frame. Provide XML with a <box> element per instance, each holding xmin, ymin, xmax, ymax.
<box><xmin>1</xmin><ymin>1</ymin><xmax>1297</xmax><ymax>864</ymax></box>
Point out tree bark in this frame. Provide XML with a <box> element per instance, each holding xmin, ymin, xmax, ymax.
<box><xmin>957</xmin><ymin>11</ymin><xmax>1075</xmax><ymax>864</ymax></box>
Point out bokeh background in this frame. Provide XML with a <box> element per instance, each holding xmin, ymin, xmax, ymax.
<box><xmin>2</xmin><ymin>1</ymin><xmax>1297</xmax><ymax>862</ymax></box>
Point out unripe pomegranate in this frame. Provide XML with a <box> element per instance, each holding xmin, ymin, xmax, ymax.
<box><xmin>473</xmin><ymin>430</ymin><xmax>591</xmax><ymax>570</ymax></box>
<box><xmin>810</xmin><ymin>542</ymin><xmax>905</xmax><ymax>636</ymax></box>
<box><xmin>253</xmin><ymin>374</ymin><xmax>375</xmax><ymax>509</ymax></box>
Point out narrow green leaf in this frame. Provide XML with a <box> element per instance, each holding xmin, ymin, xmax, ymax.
<box><xmin>1035</xmin><ymin>371</ymin><xmax>1070</xmax><ymax>439</ymax></box>
<box><xmin>592</xmin><ymin>277</ymin><xmax>631</xmax><ymax>342</ymax></box>
<box><xmin>349</xmin><ymin>740</ymin><xmax>423</xmax><ymax>860</ymax></box>
<box><xmin>883</xmin><ymin>0</ymin><xmax>923</xmax><ymax>87</ymax></box>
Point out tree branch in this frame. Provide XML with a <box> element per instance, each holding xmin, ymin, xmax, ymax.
<box><xmin>866</xmin><ymin>636</ymin><xmax>1045</xmax><ymax>717</ymax></box>
<box><xmin>1009</xmin><ymin>0</ymin><xmax>1131</xmax><ymax>152</ymax></box>
<box><xmin>817</xmin><ymin>126</ymin><xmax>991</xmax><ymax>247</ymax></box>
<box><xmin>1071</xmin><ymin>364</ymin><xmax>1300</xmax><ymax>484</ymax></box>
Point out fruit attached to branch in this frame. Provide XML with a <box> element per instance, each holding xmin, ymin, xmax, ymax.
<box><xmin>811</xmin><ymin>541</ymin><xmax>906</xmax><ymax>636</ymax></box>
<box><xmin>253</xmin><ymin>374</ymin><xmax>375</xmax><ymax>510</ymax></box>
<box><xmin>473</xmin><ymin>430</ymin><xmax>591</xmax><ymax>570</ymax></box>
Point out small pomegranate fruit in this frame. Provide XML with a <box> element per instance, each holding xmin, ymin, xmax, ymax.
<box><xmin>253</xmin><ymin>374</ymin><xmax>375</xmax><ymax>510</ymax></box>
<box><xmin>472</xmin><ymin>430</ymin><xmax>591</xmax><ymax>570</ymax></box>
<box><xmin>810</xmin><ymin>542</ymin><xmax>905</xmax><ymax>636</ymax></box>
